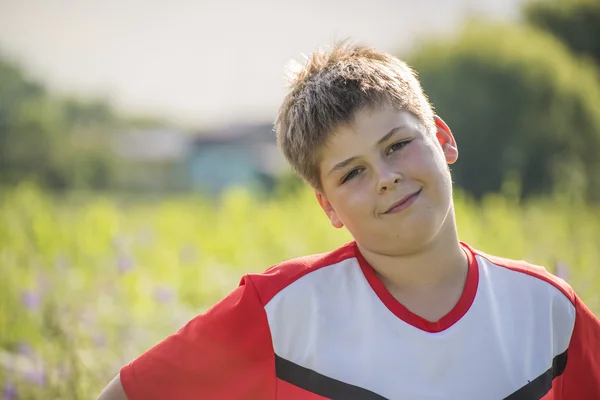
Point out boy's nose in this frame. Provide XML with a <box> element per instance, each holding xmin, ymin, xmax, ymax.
<box><xmin>377</xmin><ymin>172</ymin><xmax>403</xmax><ymax>193</ymax></box>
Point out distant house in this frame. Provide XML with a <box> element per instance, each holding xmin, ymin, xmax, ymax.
<box><xmin>112</xmin><ymin>128</ymin><xmax>192</xmax><ymax>191</ymax></box>
<box><xmin>112</xmin><ymin>123</ymin><xmax>289</xmax><ymax>194</ymax></box>
<box><xmin>184</xmin><ymin>123</ymin><xmax>289</xmax><ymax>194</ymax></box>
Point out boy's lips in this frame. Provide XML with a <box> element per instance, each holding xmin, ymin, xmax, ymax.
<box><xmin>383</xmin><ymin>189</ymin><xmax>422</xmax><ymax>214</ymax></box>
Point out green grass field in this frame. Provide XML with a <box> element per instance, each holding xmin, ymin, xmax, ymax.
<box><xmin>1</xmin><ymin>183</ymin><xmax>599</xmax><ymax>399</ymax></box>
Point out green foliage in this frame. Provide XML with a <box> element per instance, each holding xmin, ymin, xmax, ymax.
<box><xmin>0</xmin><ymin>185</ymin><xmax>598</xmax><ymax>397</ymax></box>
<box><xmin>525</xmin><ymin>0</ymin><xmax>600</xmax><ymax>66</ymax></box>
<box><xmin>0</xmin><ymin>54</ymin><xmax>165</xmax><ymax>192</ymax></box>
<box><xmin>410</xmin><ymin>22</ymin><xmax>600</xmax><ymax>201</ymax></box>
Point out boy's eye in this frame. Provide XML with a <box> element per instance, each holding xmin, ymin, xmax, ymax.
<box><xmin>386</xmin><ymin>140</ymin><xmax>412</xmax><ymax>155</ymax></box>
<box><xmin>340</xmin><ymin>168</ymin><xmax>363</xmax><ymax>184</ymax></box>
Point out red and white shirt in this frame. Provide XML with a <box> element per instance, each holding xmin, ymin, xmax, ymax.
<box><xmin>120</xmin><ymin>241</ymin><xmax>600</xmax><ymax>399</ymax></box>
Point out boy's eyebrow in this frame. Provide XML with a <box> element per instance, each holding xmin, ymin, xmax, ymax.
<box><xmin>376</xmin><ymin>124</ymin><xmax>408</xmax><ymax>146</ymax></box>
<box><xmin>327</xmin><ymin>156</ymin><xmax>359</xmax><ymax>177</ymax></box>
<box><xmin>326</xmin><ymin>124</ymin><xmax>409</xmax><ymax>178</ymax></box>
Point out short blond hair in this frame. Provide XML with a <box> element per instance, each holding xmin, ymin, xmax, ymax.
<box><xmin>275</xmin><ymin>41</ymin><xmax>436</xmax><ymax>191</ymax></box>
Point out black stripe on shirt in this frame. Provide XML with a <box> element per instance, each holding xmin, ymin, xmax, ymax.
<box><xmin>503</xmin><ymin>349</ymin><xmax>568</xmax><ymax>400</ymax></box>
<box><xmin>275</xmin><ymin>354</ymin><xmax>389</xmax><ymax>400</ymax></box>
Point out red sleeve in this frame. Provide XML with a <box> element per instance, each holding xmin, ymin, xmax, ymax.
<box><xmin>557</xmin><ymin>295</ymin><xmax>600</xmax><ymax>399</ymax></box>
<box><xmin>119</xmin><ymin>275</ymin><xmax>276</xmax><ymax>400</ymax></box>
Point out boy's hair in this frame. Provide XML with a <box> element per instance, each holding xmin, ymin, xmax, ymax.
<box><xmin>275</xmin><ymin>41</ymin><xmax>436</xmax><ymax>191</ymax></box>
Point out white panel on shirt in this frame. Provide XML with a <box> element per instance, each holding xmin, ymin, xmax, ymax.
<box><xmin>264</xmin><ymin>255</ymin><xmax>576</xmax><ymax>400</ymax></box>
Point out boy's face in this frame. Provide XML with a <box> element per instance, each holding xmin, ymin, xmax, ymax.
<box><xmin>316</xmin><ymin>107</ymin><xmax>459</xmax><ymax>257</ymax></box>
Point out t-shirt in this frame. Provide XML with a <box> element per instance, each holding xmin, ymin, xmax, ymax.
<box><xmin>119</xmin><ymin>241</ymin><xmax>600</xmax><ymax>399</ymax></box>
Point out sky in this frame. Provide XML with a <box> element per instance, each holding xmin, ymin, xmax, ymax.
<box><xmin>0</xmin><ymin>0</ymin><xmax>525</xmax><ymax>129</ymax></box>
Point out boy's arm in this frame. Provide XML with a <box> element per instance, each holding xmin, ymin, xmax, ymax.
<box><xmin>97</xmin><ymin>276</ymin><xmax>276</xmax><ymax>400</ymax></box>
<box><xmin>557</xmin><ymin>295</ymin><xmax>600</xmax><ymax>398</ymax></box>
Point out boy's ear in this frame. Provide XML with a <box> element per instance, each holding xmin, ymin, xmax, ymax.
<box><xmin>434</xmin><ymin>115</ymin><xmax>459</xmax><ymax>165</ymax></box>
<box><xmin>315</xmin><ymin>191</ymin><xmax>344</xmax><ymax>229</ymax></box>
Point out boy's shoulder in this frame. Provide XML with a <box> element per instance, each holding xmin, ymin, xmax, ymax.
<box><xmin>463</xmin><ymin>242</ymin><xmax>576</xmax><ymax>305</ymax></box>
<box><xmin>244</xmin><ymin>241</ymin><xmax>357</xmax><ymax>306</ymax></box>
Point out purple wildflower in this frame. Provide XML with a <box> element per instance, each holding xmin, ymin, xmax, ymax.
<box><xmin>17</xmin><ymin>342</ymin><xmax>34</xmax><ymax>358</ymax></box>
<box><xmin>3</xmin><ymin>381</ymin><xmax>16</xmax><ymax>400</ymax></box>
<box><xmin>20</xmin><ymin>291</ymin><xmax>41</xmax><ymax>312</ymax></box>
<box><xmin>23</xmin><ymin>368</ymin><xmax>46</xmax><ymax>387</ymax></box>
<box><xmin>117</xmin><ymin>254</ymin><xmax>134</xmax><ymax>274</ymax></box>
<box><xmin>154</xmin><ymin>286</ymin><xmax>176</xmax><ymax>304</ymax></box>
<box><xmin>94</xmin><ymin>333</ymin><xmax>107</xmax><ymax>347</ymax></box>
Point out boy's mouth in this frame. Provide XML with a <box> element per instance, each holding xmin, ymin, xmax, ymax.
<box><xmin>383</xmin><ymin>189</ymin><xmax>422</xmax><ymax>214</ymax></box>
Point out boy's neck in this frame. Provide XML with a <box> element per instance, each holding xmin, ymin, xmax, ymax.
<box><xmin>356</xmin><ymin>216</ymin><xmax>468</xmax><ymax>293</ymax></box>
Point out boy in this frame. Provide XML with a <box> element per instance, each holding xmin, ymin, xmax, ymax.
<box><xmin>99</xmin><ymin>42</ymin><xmax>600</xmax><ymax>399</ymax></box>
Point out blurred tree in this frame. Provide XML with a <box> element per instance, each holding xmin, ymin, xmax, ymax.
<box><xmin>524</xmin><ymin>0</ymin><xmax>600</xmax><ymax>67</ymax></box>
<box><xmin>62</xmin><ymin>97</ymin><xmax>118</xmax><ymax>129</ymax></box>
<box><xmin>409</xmin><ymin>22</ymin><xmax>600</xmax><ymax>202</ymax></box>
<box><xmin>0</xmin><ymin>54</ymin><xmax>120</xmax><ymax>190</ymax></box>
<box><xmin>0</xmin><ymin>56</ymin><xmax>60</xmax><ymax>186</ymax></box>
